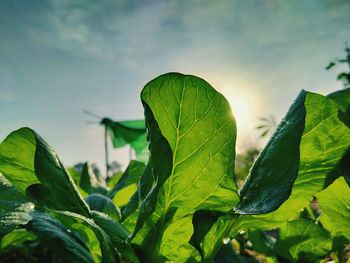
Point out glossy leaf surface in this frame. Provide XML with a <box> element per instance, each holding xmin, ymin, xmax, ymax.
<box><xmin>0</xmin><ymin>174</ymin><xmax>34</xmax><ymax>237</ymax></box>
<box><xmin>29</xmin><ymin>212</ymin><xmax>94</xmax><ymax>263</ymax></box>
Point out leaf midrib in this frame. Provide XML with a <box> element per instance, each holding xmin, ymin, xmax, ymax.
<box><xmin>163</xmin><ymin>77</ymin><xmax>186</xmax><ymax>217</ymax></box>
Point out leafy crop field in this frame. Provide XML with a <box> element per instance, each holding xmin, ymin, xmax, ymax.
<box><xmin>0</xmin><ymin>72</ymin><xmax>350</xmax><ymax>262</ymax></box>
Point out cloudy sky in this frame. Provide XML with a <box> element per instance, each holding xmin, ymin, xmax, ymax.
<box><xmin>1</xmin><ymin>0</ymin><xmax>350</xmax><ymax>169</ymax></box>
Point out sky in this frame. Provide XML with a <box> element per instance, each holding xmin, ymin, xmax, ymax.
<box><xmin>1</xmin><ymin>0</ymin><xmax>350</xmax><ymax>170</ymax></box>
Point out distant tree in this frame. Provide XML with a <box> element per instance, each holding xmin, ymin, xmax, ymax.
<box><xmin>326</xmin><ymin>43</ymin><xmax>350</xmax><ymax>89</ymax></box>
<box><xmin>256</xmin><ymin>114</ymin><xmax>277</xmax><ymax>138</ymax></box>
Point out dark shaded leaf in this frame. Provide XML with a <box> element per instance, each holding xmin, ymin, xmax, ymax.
<box><xmin>28</xmin><ymin>212</ymin><xmax>94</xmax><ymax>263</ymax></box>
<box><xmin>86</xmin><ymin>194</ymin><xmax>121</xmax><ymax>221</ymax></box>
<box><xmin>275</xmin><ymin>219</ymin><xmax>332</xmax><ymax>262</ymax></box>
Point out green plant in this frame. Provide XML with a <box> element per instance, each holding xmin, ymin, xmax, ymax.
<box><xmin>326</xmin><ymin>43</ymin><xmax>350</xmax><ymax>89</ymax></box>
<box><xmin>1</xmin><ymin>73</ymin><xmax>350</xmax><ymax>262</ymax></box>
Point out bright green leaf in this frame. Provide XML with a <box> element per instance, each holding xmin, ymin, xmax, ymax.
<box><xmin>0</xmin><ymin>229</ymin><xmax>36</xmax><ymax>250</ymax></box>
<box><xmin>133</xmin><ymin>73</ymin><xmax>239</xmax><ymax>262</ymax></box>
<box><xmin>315</xmin><ymin>176</ymin><xmax>350</xmax><ymax>240</ymax></box>
<box><xmin>275</xmin><ymin>219</ymin><xmax>332</xmax><ymax>262</ymax></box>
<box><xmin>194</xmin><ymin>214</ymin><xmax>237</xmax><ymax>262</ymax></box>
<box><xmin>0</xmin><ymin>128</ymin><xmax>38</xmax><ymax>192</ymax></box>
<box><xmin>108</xmin><ymin>160</ymin><xmax>145</xmax><ymax>199</ymax></box>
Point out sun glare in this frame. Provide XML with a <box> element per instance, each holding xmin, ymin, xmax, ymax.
<box><xmin>226</xmin><ymin>96</ymin><xmax>250</xmax><ymax>130</ymax></box>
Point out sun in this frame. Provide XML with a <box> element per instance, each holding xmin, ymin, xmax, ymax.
<box><xmin>226</xmin><ymin>96</ymin><xmax>250</xmax><ymax>131</ymax></box>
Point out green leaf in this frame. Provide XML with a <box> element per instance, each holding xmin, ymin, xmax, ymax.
<box><xmin>51</xmin><ymin>210</ymin><xmax>120</xmax><ymax>263</ymax></box>
<box><xmin>234</xmin><ymin>90</ymin><xmax>350</xmax><ymax>231</ymax></box>
<box><xmin>133</xmin><ymin>73</ymin><xmax>239</xmax><ymax>262</ymax></box>
<box><xmin>62</xmin><ymin>219</ymin><xmax>103</xmax><ymax>262</ymax></box>
<box><xmin>28</xmin><ymin>212</ymin><xmax>94</xmax><ymax>263</ymax></box>
<box><xmin>86</xmin><ymin>194</ymin><xmax>121</xmax><ymax>221</ymax></box>
<box><xmin>0</xmin><ymin>229</ymin><xmax>37</xmax><ymax>250</ymax></box>
<box><xmin>193</xmin><ymin>214</ymin><xmax>237</xmax><ymax>262</ymax></box>
<box><xmin>274</xmin><ymin>219</ymin><xmax>332</xmax><ymax>262</ymax></box>
<box><xmin>112</xmin><ymin>184</ymin><xmax>138</xmax><ymax>208</ymax></box>
<box><xmin>315</xmin><ymin>176</ymin><xmax>350</xmax><ymax>240</ymax></box>
<box><xmin>108</xmin><ymin>160</ymin><xmax>145</xmax><ymax>199</ymax></box>
<box><xmin>53</xmin><ymin>209</ymin><xmax>137</xmax><ymax>262</ymax></box>
<box><xmin>0</xmin><ymin>128</ymin><xmax>38</xmax><ymax>192</ymax></box>
<box><xmin>325</xmin><ymin>61</ymin><xmax>336</xmax><ymax>70</ymax></box>
<box><xmin>328</xmin><ymin>88</ymin><xmax>350</xmax><ymax>113</ymax></box>
<box><xmin>247</xmin><ymin>229</ymin><xmax>275</xmax><ymax>256</ymax></box>
<box><xmin>107</xmin><ymin>171</ymin><xmax>123</xmax><ymax>189</ymax></box>
<box><xmin>80</xmin><ymin>162</ymin><xmax>108</xmax><ymax>195</ymax></box>
<box><xmin>214</xmin><ymin>243</ymin><xmax>256</xmax><ymax>263</ymax></box>
<box><xmin>0</xmin><ymin>128</ymin><xmax>91</xmax><ymax>217</ymax></box>
<box><xmin>108</xmin><ymin>160</ymin><xmax>145</xmax><ymax>208</ymax></box>
<box><xmin>91</xmin><ymin>211</ymin><xmax>139</xmax><ymax>263</ymax></box>
<box><xmin>120</xmin><ymin>165</ymin><xmax>154</xmax><ymax>237</ymax></box>
<box><xmin>0</xmin><ymin>174</ymin><xmax>34</xmax><ymax>237</ymax></box>
<box><xmin>67</xmin><ymin>166</ymin><xmax>81</xmax><ymax>186</ymax></box>
<box><xmin>237</xmin><ymin>91</ymin><xmax>306</xmax><ymax>214</ymax></box>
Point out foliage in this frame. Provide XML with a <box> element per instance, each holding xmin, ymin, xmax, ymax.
<box><xmin>1</xmin><ymin>72</ymin><xmax>350</xmax><ymax>262</ymax></box>
<box><xmin>326</xmin><ymin>43</ymin><xmax>350</xmax><ymax>89</ymax></box>
<box><xmin>256</xmin><ymin>114</ymin><xmax>277</xmax><ymax>138</ymax></box>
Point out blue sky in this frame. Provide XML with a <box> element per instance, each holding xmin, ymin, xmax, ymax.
<box><xmin>1</xmin><ymin>0</ymin><xmax>350</xmax><ymax>169</ymax></box>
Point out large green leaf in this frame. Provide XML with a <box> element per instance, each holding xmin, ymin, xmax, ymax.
<box><xmin>53</xmin><ymin>209</ymin><xmax>138</xmax><ymax>263</ymax></box>
<box><xmin>237</xmin><ymin>91</ymin><xmax>306</xmax><ymax>214</ymax></box>
<box><xmin>274</xmin><ymin>219</ymin><xmax>332</xmax><ymax>262</ymax></box>
<box><xmin>0</xmin><ymin>127</ymin><xmax>91</xmax><ymax>217</ymax></box>
<box><xmin>315</xmin><ymin>176</ymin><xmax>350</xmax><ymax>241</ymax></box>
<box><xmin>132</xmin><ymin>73</ymin><xmax>239</xmax><ymax>262</ymax></box>
<box><xmin>0</xmin><ymin>174</ymin><xmax>34</xmax><ymax>237</ymax></box>
<box><xmin>28</xmin><ymin>212</ymin><xmax>94</xmax><ymax>263</ymax></box>
<box><xmin>234</xmin><ymin>90</ymin><xmax>350</xmax><ymax>231</ymax></box>
<box><xmin>52</xmin><ymin>210</ymin><xmax>121</xmax><ymax>263</ymax></box>
<box><xmin>0</xmin><ymin>128</ymin><xmax>132</xmax><ymax>262</ymax></box>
